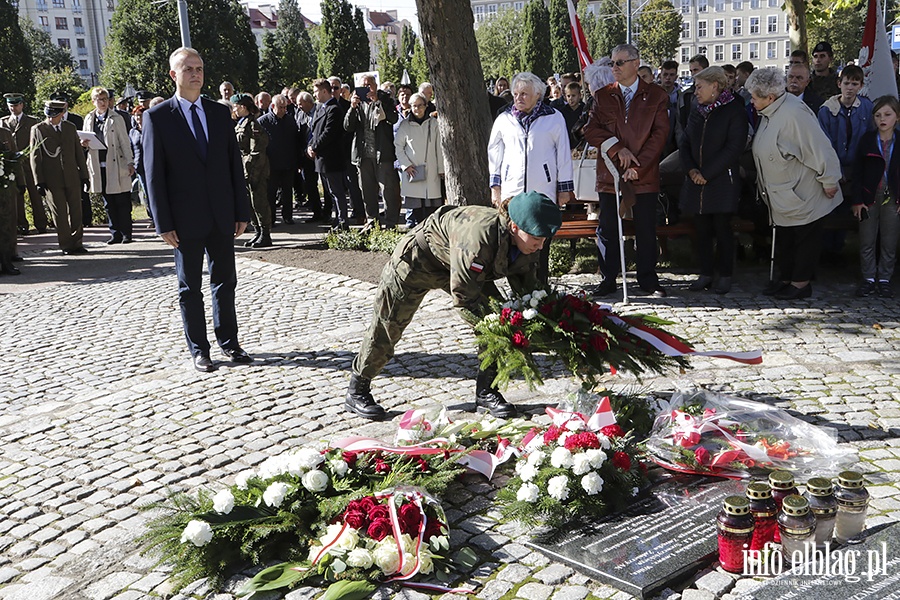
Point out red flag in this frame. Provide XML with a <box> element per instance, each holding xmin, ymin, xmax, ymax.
<box><xmin>567</xmin><ymin>0</ymin><xmax>593</xmax><ymax>70</ymax></box>
<box><xmin>859</xmin><ymin>0</ymin><xmax>898</xmax><ymax>99</ymax></box>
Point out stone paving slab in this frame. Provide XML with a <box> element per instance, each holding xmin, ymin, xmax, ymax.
<box><xmin>1</xmin><ymin>248</ymin><xmax>900</xmax><ymax>599</ymax></box>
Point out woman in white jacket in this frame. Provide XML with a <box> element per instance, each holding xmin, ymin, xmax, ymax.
<box><xmin>395</xmin><ymin>93</ymin><xmax>444</xmax><ymax>226</ymax></box>
<box><xmin>82</xmin><ymin>87</ymin><xmax>135</xmax><ymax>244</ymax></box>
<box><xmin>488</xmin><ymin>71</ymin><xmax>573</xmax><ymax>282</ymax></box>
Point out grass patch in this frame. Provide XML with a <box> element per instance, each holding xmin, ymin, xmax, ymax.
<box><xmin>325</xmin><ymin>223</ymin><xmax>404</xmax><ymax>254</ymax></box>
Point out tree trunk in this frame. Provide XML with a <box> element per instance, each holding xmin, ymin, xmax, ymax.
<box><xmin>416</xmin><ymin>0</ymin><xmax>492</xmax><ymax>206</ymax></box>
<box><xmin>784</xmin><ymin>0</ymin><xmax>808</xmax><ymax>55</ymax></box>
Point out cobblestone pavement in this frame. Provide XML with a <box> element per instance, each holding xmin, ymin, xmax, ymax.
<box><xmin>2</xmin><ymin>234</ymin><xmax>900</xmax><ymax>600</ymax></box>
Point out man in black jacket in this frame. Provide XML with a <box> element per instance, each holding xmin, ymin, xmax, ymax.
<box><xmin>258</xmin><ymin>94</ymin><xmax>300</xmax><ymax>225</ymax></box>
<box><xmin>309</xmin><ymin>79</ymin><xmax>350</xmax><ymax>229</ymax></box>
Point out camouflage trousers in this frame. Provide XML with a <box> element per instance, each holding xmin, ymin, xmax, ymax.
<box><xmin>0</xmin><ymin>186</ymin><xmax>16</xmax><ymax>258</ymax></box>
<box><xmin>353</xmin><ymin>233</ymin><xmax>454</xmax><ymax>379</ymax></box>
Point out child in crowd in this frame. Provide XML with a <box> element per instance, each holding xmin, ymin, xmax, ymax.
<box><xmin>852</xmin><ymin>96</ymin><xmax>900</xmax><ymax>298</ymax></box>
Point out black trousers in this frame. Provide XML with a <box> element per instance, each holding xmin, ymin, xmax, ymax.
<box><xmin>100</xmin><ymin>167</ymin><xmax>133</xmax><ymax>241</ymax></box>
<box><xmin>775</xmin><ymin>217</ymin><xmax>825</xmax><ymax>282</ymax></box>
<box><xmin>267</xmin><ymin>168</ymin><xmax>295</xmax><ymax>222</ymax></box>
<box><xmin>597</xmin><ymin>191</ymin><xmax>659</xmax><ymax>289</ymax></box>
<box><xmin>694</xmin><ymin>213</ymin><xmax>734</xmax><ymax>277</ymax></box>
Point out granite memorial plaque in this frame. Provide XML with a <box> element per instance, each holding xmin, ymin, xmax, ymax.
<box><xmin>526</xmin><ymin>474</ymin><xmax>745</xmax><ymax>599</ymax></box>
<box><xmin>746</xmin><ymin>522</ymin><xmax>900</xmax><ymax>600</ymax></box>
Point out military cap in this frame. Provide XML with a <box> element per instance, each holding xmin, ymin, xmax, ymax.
<box><xmin>49</xmin><ymin>91</ymin><xmax>69</xmax><ymax>102</ymax></box>
<box><xmin>135</xmin><ymin>90</ymin><xmax>154</xmax><ymax>100</ymax></box>
<box><xmin>812</xmin><ymin>41</ymin><xmax>833</xmax><ymax>55</ymax></box>
<box><xmin>44</xmin><ymin>100</ymin><xmax>67</xmax><ymax>117</ymax></box>
<box><xmin>4</xmin><ymin>93</ymin><xmax>24</xmax><ymax>104</ymax></box>
<box><xmin>508</xmin><ymin>191</ymin><xmax>561</xmax><ymax>238</ymax></box>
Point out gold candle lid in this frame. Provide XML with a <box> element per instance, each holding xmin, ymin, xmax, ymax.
<box><xmin>837</xmin><ymin>471</ymin><xmax>865</xmax><ymax>489</ymax></box>
<box><xmin>724</xmin><ymin>495</ymin><xmax>751</xmax><ymax>515</ymax></box>
<box><xmin>806</xmin><ymin>477</ymin><xmax>834</xmax><ymax>496</ymax></box>
<box><xmin>769</xmin><ymin>470</ymin><xmax>795</xmax><ymax>489</ymax></box>
<box><xmin>747</xmin><ymin>482</ymin><xmax>772</xmax><ymax>499</ymax></box>
<box><xmin>782</xmin><ymin>494</ymin><xmax>810</xmax><ymax>516</ymax></box>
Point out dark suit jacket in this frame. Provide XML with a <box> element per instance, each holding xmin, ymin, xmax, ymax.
<box><xmin>65</xmin><ymin>112</ymin><xmax>84</xmax><ymax>129</ymax></box>
<box><xmin>309</xmin><ymin>98</ymin><xmax>346</xmax><ymax>174</ymax></box>
<box><xmin>801</xmin><ymin>89</ymin><xmax>825</xmax><ymax>114</ymax></box>
<box><xmin>143</xmin><ymin>96</ymin><xmax>250</xmax><ymax>239</ymax></box>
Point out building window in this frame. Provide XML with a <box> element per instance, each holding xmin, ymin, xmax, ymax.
<box><xmin>681</xmin><ymin>47</ymin><xmax>691</xmax><ymax>63</ymax></box>
<box><xmin>76</xmin><ymin>38</ymin><xmax>86</xmax><ymax>54</ymax></box>
<box><xmin>682</xmin><ymin>22</ymin><xmax>690</xmax><ymax>39</ymax></box>
<box><xmin>500</xmin><ymin>2</ymin><xmax>510</xmax><ymax>8</ymax></box>
<box><xmin>732</xmin><ymin>0</ymin><xmax>742</xmax><ymax>9</ymax></box>
<box><xmin>72</xmin><ymin>0</ymin><xmax>81</xmax><ymax>10</ymax></box>
<box><xmin>767</xmin><ymin>15</ymin><xmax>777</xmax><ymax>32</ymax></box>
<box><xmin>52</xmin><ymin>0</ymin><xmax>64</xmax><ymax>6</ymax></box>
<box><xmin>731</xmin><ymin>43</ymin><xmax>741</xmax><ymax>60</ymax></box>
<box><xmin>698</xmin><ymin>20</ymin><xmax>707</xmax><ymax>37</ymax></box>
<box><xmin>514</xmin><ymin>1</ymin><xmax>523</xmax><ymax>8</ymax></box>
<box><xmin>715</xmin><ymin>0</ymin><xmax>724</xmax><ymax>11</ymax></box>
<box><xmin>785</xmin><ymin>40</ymin><xmax>791</xmax><ymax>57</ymax></box>
<box><xmin>766</xmin><ymin>40</ymin><xmax>776</xmax><ymax>59</ymax></box>
<box><xmin>714</xmin><ymin>19</ymin><xmax>724</xmax><ymax>36</ymax></box>
<box><xmin>55</xmin><ymin>17</ymin><xmax>68</xmax><ymax>29</ymax></box>
<box><xmin>58</xmin><ymin>38</ymin><xmax>71</xmax><ymax>49</ymax></box>
<box><xmin>750</xmin><ymin>0</ymin><xmax>759</xmax><ymax>7</ymax></box>
<box><xmin>681</xmin><ymin>0</ymin><xmax>691</xmax><ymax>13</ymax></box>
<box><xmin>714</xmin><ymin>44</ymin><xmax>724</xmax><ymax>61</ymax></box>
<box><xmin>749</xmin><ymin>16</ymin><xmax>759</xmax><ymax>34</ymax></box>
<box><xmin>768</xmin><ymin>0</ymin><xmax>778</xmax><ymax>6</ymax></box>
<box><xmin>474</xmin><ymin>5</ymin><xmax>484</xmax><ymax>22</ymax></box>
<box><xmin>36</xmin><ymin>0</ymin><xmax>48</xmax><ymax>10</ymax></box>
<box><xmin>732</xmin><ymin>17</ymin><xmax>741</xmax><ymax>35</ymax></box>
<box><xmin>487</xmin><ymin>3</ymin><xmax>497</xmax><ymax>16</ymax></box>
<box><xmin>749</xmin><ymin>42</ymin><xmax>759</xmax><ymax>59</ymax></box>
<box><xmin>74</xmin><ymin>17</ymin><xmax>84</xmax><ymax>33</ymax></box>
<box><xmin>698</xmin><ymin>0</ymin><xmax>707</xmax><ymax>11</ymax></box>
<box><xmin>79</xmin><ymin>60</ymin><xmax>88</xmax><ymax>71</ymax></box>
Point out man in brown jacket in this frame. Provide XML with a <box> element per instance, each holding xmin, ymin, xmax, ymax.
<box><xmin>585</xmin><ymin>43</ymin><xmax>670</xmax><ymax>297</ymax></box>
<box><xmin>0</xmin><ymin>93</ymin><xmax>45</xmax><ymax>235</ymax></box>
<box><xmin>30</xmin><ymin>100</ymin><xmax>89</xmax><ymax>255</ymax></box>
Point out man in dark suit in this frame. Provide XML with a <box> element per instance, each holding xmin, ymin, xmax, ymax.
<box><xmin>309</xmin><ymin>78</ymin><xmax>349</xmax><ymax>229</ymax></box>
<box><xmin>143</xmin><ymin>47</ymin><xmax>252</xmax><ymax>373</ymax></box>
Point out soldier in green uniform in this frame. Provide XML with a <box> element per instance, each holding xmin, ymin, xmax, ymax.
<box><xmin>1</xmin><ymin>93</ymin><xmax>45</xmax><ymax>236</ymax></box>
<box><xmin>345</xmin><ymin>191</ymin><xmax>562</xmax><ymax>420</ymax></box>
<box><xmin>0</xmin><ymin>125</ymin><xmax>25</xmax><ymax>275</ymax></box>
<box><xmin>231</xmin><ymin>94</ymin><xmax>272</xmax><ymax>247</ymax></box>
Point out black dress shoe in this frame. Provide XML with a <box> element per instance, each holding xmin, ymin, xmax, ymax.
<box><xmin>36</xmin><ymin>228</ymin><xmax>47</xmax><ymax>234</ymax></box>
<box><xmin>774</xmin><ymin>284</ymin><xmax>812</xmax><ymax>300</ymax></box>
<box><xmin>0</xmin><ymin>261</ymin><xmax>20</xmax><ymax>275</ymax></box>
<box><xmin>106</xmin><ymin>237</ymin><xmax>123</xmax><ymax>245</ymax></box>
<box><xmin>221</xmin><ymin>347</ymin><xmax>253</xmax><ymax>363</ymax></box>
<box><xmin>193</xmin><ymin>354</ymin><xmax>216</xmax><ymax>372</ymax></box>
<box><xmin>122</xmin><ymin>238</ymin><xmax>133</xmax><ymax>244</ymax></box>
<box><xmin>283</xmin><ymin>217</ymin><xmax>295</xmax><ymax>225</ymax></box>
<box><xmin>71</xmin><ymin>247</ymin><xmax>89</xmax><ymax>255</ymax></box>
<box><xmin>591</xmin><ymin>279</ymin><xmax>617</xmax><ymax>297</ymax></box>
<box><xmin>761</xmin><ymin>280</ymin><xmax>789</xmax><ymax>296</ymax></box>
<box><xmin>11</xmin><ymin>255</ymin><xmax>23</xmax><ymax>262</ymax></box>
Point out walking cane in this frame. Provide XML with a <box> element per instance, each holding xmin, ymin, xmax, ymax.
<box><xmin>769</xmin><ymin>224</ymin><xmax>776</xmax><ymax>283</ymax></box>
<box><xmin>600</xmin><ymin>137</ymin><xmax>629</xmax><ymax>304</ymax></box>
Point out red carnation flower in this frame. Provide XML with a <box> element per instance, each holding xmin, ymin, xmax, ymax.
<box><xmin>543</xmin><ymin>425</ymin><xmax>562</xmax><ymax>444</ymax></box>
<box><xmin>600</xmin><ymin>424</ymin><xmax>624</xmax><ymax>438</ymax></box>
<box><xmin>368</xmin><ymin>504</ymin><xmax>390</xmax><ymax>522</ymax></box>
<box><xmin>398</xmin><ymin>503</ymin><xmax>423</xmax><ymax>536</ymax></box>
<box><xmin>367</xmin><ymin>517</ymin><xmax>393</xmax><ymax>541</ymax></box>
<box><xmin>342</xmin><ymin>451</ymin><xmax>358</xmax><ymax>466</ymax></box>
<box><xmin>589</xmin><ymin>333</ymin><xmax>608</xmax><ymax>352</ymax></box>
<box><xmin>416</xmin><ymin>458</ymin><xmax>429</xmax><ymax>472</ymax></box>
<box><xmin>375</xmin><ymin>459</ymin><xmax>391</xmax><ymax>474</ymax></box>
<box><xmin>510</xmin><ymin>311</ymin><xmax>524</xmax><ymax>326</ymax></box>
<box><xmin>344</xmin><ymin>509</ymin><xmax>368</xmax><ymax>530</ymax></box>
<box><xmin>694</xmin><ymin>447</ymin><xmax>712</xmax><ymax>466</ymax></box>
<box><xmin>564</xmin><ymin>431</ymin><xmax>601</xmax><ymax>450</ymax></box>
<box><xmin>511</xmin><ymin>331</ymin><xmax>530</xmax><ymax>348</ymax></box>
<box><xmin>500</xmin><ymin>307</ymin><xmax>512</xmax><ymax>324</ymax></box>
<box><xmin>612</xmin><ymin>451</ymin><xmax>632</xmax><ymax>471</ymax></box>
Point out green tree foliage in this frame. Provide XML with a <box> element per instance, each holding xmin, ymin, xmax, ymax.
<box><xmin>582</xmin><ymin>0</ymin><xmax>626</xmax><ymax>59</ymax></box>
<box><xmin>376</xmin><ymin>30</ymin><xmax>403</xmax><ymax>85</ymax></box>
<box><xmin>521</xmin><ymin>0</ymin><xmax>552</xmax><ymax>79</ymax></box>
<box><xmin>808</xmin><ymin>0</ymin><xmax>865</xmax><ymax>65</ymax></box>
<box><xmin>475</xmin><ymin>8</ymin><xmax>524</xmax><ymax>80</ymax></box>
<box><xmin>408</xmin><ymin>39</ymin><xmax>430</xmax><ymax>87</ymax></box>
<box><xmin>102</xmin><ymin>0</ymin><xmax>258</xmax><ymax>97</ymax></box>
<box><xmin>400</xmin><ymin>24</ymin><xmax>417</xmax><ymax>63</ymax></box>
<box><xmin>0</xmin><ymin>4</ymin><xmax>34</xmax><ymax>117</ymax></box>
<box><xmin>550</xmin><ymin>0</ymin><xmax>578</xmax><ymax>74</ymax></box>
<box><xmin>636</xmin><ymin>0</ymin><xmax>681</xmax><ymax>67</ymax></box>
<box><xmin>34</xmin><ymin>67</ymin><xmax>87</xmax><ymax>110</ymax></box>
<box><xmin>20</xmin><ymin>17</ymin><xmax>73</xmax><ymax>74</ymax></box>
<box><xmin>258</xmin><ymin>0</ymin><xmax>317</xmax><ymax>92</ymax></box>
<box><xmin>318</xmin><ymin>0</ymin><xmax>370</xmax><ymax>81</ymax></box>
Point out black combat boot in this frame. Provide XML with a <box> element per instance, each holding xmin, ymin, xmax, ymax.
<box><xmin>345</xmin><ymin>373</ymin><xmax>387</xmax><ymax>420</ymax></box>
<box><xmin>252</xmin><ymin>227</ymin><xmax>273</xmax><ymax>248</ymax></box>
<box><xmin>475</xmin><ymin>368</ymin><xmax>518</xmax><ymax>418</ymax></box>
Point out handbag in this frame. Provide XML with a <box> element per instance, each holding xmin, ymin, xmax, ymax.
<box><xmin>407</xmin><ymin>164</ymin><xmax>427</xmax><ymax>182</ymax></box>
<box><xmin>573</xmin><ymin>144</ymin><xmax>599</xmax><ymax>201</ymax></box>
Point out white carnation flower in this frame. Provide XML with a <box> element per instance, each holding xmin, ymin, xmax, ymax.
<box><xmin>523</xmin><ymin>308</ymin><xmax>538</xmax><ymax>320</ymax></box>
<box><xmin>346</xmin><ymin>548</ymin><xmax>374</xmax><ymax>569</ymax></box>
<box><xmin>519</xmin><ymin>463</ymin><xmax>539</xmax><ymax>482</ymax></box>
<box><xmin>585</xmin><ymin>449</ymin><xmax>606</xmax><ymax>469</ymax></box>
<box><xmin>262</xmin><ymin>482</ymin><xmax>289</xmax><ymax>508</ymax></box>
<box><xmin>418</xmin><ymin>548</ymin><xmax>435</xmax><ymax>574</ymax></box>
<box><xmin>558</xmin><ymin>431</ymin><xmax>573</xmax><ymax>445</ymax></box>
<box><xmin>533</xmin><ymin>289</ymin><xmax>548</xmax><ymax>300</ymax></box>
<box><xmin>301</xmin><ymin>469</ymin><xmax>329</xmax><ymax>492</ymax></box>
<box><xmin>180</xmin><ymin>520</ymin><xmax>213</xmax><ymax>546</ymax></box>
<box><xmin>596</xmin><ymin>434</ymin><xmax>612</xmax><ymax>450</ymax></box>
<box><xmin>581</xmin><ymin>472</ymin><xmax>604</xmax><ymax>495</ymax></box>
<box><xmin>565</xmin><ymin>419</ymin><xmax>586</xmax><ymax>431</ymax></box>
<box><xmin>257</xmin><ymin>455</ymin><xmax>288</xmax><ymax>480</ymax></box>
<box><xmin>329</xmin><ymin>458</ymin><xmax>349</xmax><ymax>477</ymax></box>
<box><xmin>516</xmin><ymin>482</ymin><xmax>540</xmax><ymax>502</ymax></box>
<box><xmin>400</xmin><ymin>552</ymin><xmax>417</xmax><ymax>576</ymax></box>
<box><xmin>212</xmin><ymin>489</ymin><xmax>235</xmax><ymax>514</ymax></box>
<box><xmin>530</xmin><ymin>297</ymin><xmax>540</xmax><ymax>308</ymax></box>
<box><xmin>572</xmin><ymin>453</ymin><xmax>593</xmax><ymax>476</ymax></box>
<box><xmin>527</xmin><ymin>450</ymin><xmax>546</xmax><ymax>467</ymax></box>
<box><xmin>547</xmin><ymin>475</ymin><xmax>570</xmax><ymax>501</ymax></box>
<box><xmin>234</xmin><ymin>470</ymin><xmax>254</xmax><ymax>490</ymax></box>
<box><xmin>288</xmin><ymin>448</ymin><xmax>325</xmax><ymax>474</ymax></box>
<box><xmin>550</xmin><ymin>446</ymin><xmax>574</xmax><ymax>469</ymax></box>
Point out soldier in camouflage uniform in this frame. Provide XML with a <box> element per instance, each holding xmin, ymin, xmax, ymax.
<box><xmin>232</xmin><ymin>95</ymin><xmax>272</xmax><ymax>247</ymax></box>
<box><xmin>0</xmin><ymin>125</ymin><xmax>25</xmax><ymax>275</ymax></box>
<box><xmin>346</xmin><ymin>190</ymin><xmax>562</xmax><ymax>420</ymax></box>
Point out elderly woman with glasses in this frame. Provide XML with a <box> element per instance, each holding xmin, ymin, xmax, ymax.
<box><xmin>488</xmin><ymin>71</ymin><xmax>573</xmax><ymax>283</ymax></box>
<box><xmin>747</xmin><ymin>67</ymin><xmax>843</xmax><ymax>300</ymax></box>
<box><xmin>394</xmin><ymin>92</ymin><xmax>444</xmax><ymax>227</ymax></box>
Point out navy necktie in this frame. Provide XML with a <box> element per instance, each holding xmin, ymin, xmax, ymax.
<box><xmin>190</xmin><ymin>104</ymin><xmax>208</xmax><ymax>160</ymax></box>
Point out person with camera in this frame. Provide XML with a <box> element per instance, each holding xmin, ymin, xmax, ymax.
<box><xmin>343</xmin><ymin>74</ymin><xmax>402</xmax><ymax>229</ymax></box>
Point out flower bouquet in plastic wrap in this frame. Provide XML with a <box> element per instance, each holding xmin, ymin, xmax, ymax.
<box><xmin>644</xmin><ymin>389</ymin><xmax>857</xmax><ymax>479</ymax></box>
<box><xmin>495</xmin><ymin>392</ymin><xmax>649</xmax><ymax>529</ymax></box>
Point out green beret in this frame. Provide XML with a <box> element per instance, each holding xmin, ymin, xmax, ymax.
<box><xmin>508</xmin><ymin>191</ymin><xmax>561</xmax><ymax>238</ymax></box>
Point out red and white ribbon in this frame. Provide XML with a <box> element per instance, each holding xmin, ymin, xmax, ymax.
<box><xmin>545</xmin><ymin>395</ymin><xmax>617</xmax><ymax>432</ymax></box>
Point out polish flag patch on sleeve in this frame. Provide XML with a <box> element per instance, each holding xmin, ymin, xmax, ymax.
<box><xmin>470</xmin><ymin>262</ymin><xmax>484</xmax><ymax>273</ymax></box>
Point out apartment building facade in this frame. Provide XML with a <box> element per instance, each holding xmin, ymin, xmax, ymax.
<box><xmin>15</xmin><ymin>0</ymin><xmax>116</xmax><ymax>85</ymax></box>
<box><xmin>676</xmin><ymin>0</ymin><xmax>791</xmax><ymax>76</ymax></box>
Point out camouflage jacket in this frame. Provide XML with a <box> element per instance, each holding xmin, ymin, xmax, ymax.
<box><xmin>235</xmin><ymin>117</ymin><xmax>269</xmax><ymax>185</ymax></box>
<box><xmin>415</xmin><ymin>205</ymin><xmax>541</xmax><ymax>319</ymax></box>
